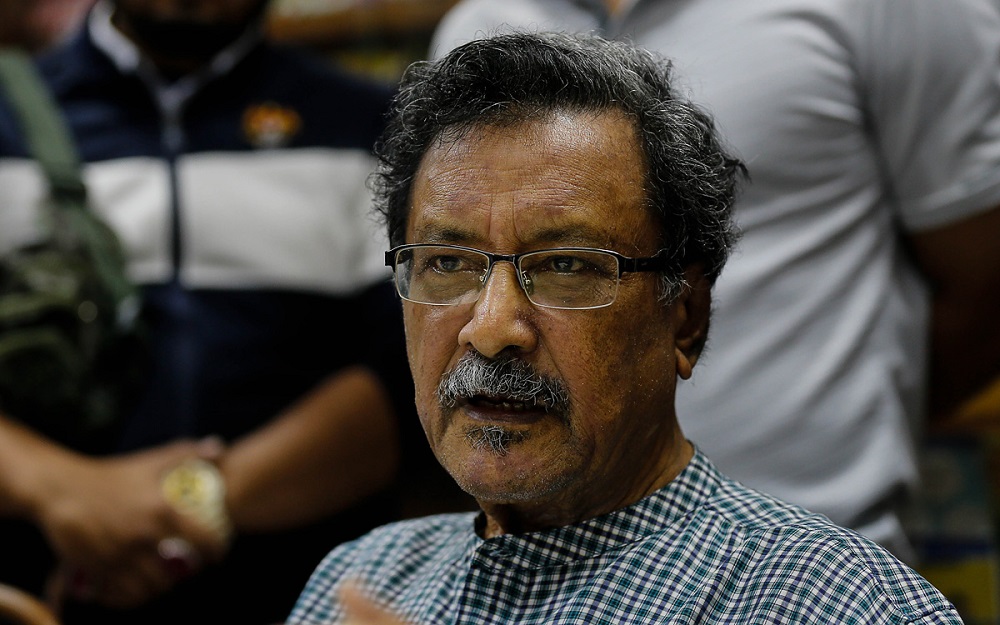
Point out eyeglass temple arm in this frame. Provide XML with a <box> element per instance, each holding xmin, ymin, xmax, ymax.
<box><xmin>621</xmin><ymin>253</ymin><xmax>670</xmax><ymax>274</ymax></box>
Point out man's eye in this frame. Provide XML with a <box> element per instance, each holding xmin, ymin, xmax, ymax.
<box><xmin>546</xmin><ymin>256</ymin><xmax>586</xmax><ymax>273</ymax></box>
<box><xmin>430</xmin><ymin>255</ymin><xmax>465</xmax><ymax>272</ymax></box>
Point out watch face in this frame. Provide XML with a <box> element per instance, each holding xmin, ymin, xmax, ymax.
<box><xmin>162</xmin><ymin>459</ymin><xmax>220</xmax><ymax>503</ymax></box>
<box><xmin>161</xmin><ymin>458</ymin><xmax>232</xmax><ymax>541</ymax></box>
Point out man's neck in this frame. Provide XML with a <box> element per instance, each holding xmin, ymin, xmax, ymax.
<box><xmin>477</xmin><ymin>437</ymin><xmax>695</xmax><ymax>539</ymax></box>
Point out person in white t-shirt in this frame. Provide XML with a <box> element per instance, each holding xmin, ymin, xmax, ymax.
<box><xmin>431</xmin><ymin>0</ymin><xmax>1000</xmax><ymax>562</ymax></box>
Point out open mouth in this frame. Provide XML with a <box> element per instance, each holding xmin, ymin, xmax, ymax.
<box><xmin>468</xmin><ymin>395</ymin><xmax>545</xmax><ymax>413</ymax></box>
<box><xmin>458</xmin><ymin>394</ymin><xmax>555</xmax><ymax>423</ymax></box>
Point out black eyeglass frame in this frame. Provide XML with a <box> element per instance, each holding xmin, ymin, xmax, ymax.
<box><xmin>384</xmin><ymin>243</ymin><xmax>672</xmax><ymax>308</ymax></box>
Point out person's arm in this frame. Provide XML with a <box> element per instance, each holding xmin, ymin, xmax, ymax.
<box><xmin>219</xmin><ymin>365</ymin><xmax>401</xmax><ymax>532</ymax></box>
<box><xmin>0</xmin><ymin>414</ymin><xmax>227</xmax><ymax>608</ymax></box>
<box><xmin>0</xmin><ymin>362</ymin><xmax>401</xmax><ymax>608</ymax></box>
<box><xmin>855</xmin><ymin>0</ymin><xmax>1000</xmax><ymax>426</ymax></box>
<box><xmin>907</xmin><ymin>204</ymin><xmax>1000</xmax><ymax>424</ymax></box>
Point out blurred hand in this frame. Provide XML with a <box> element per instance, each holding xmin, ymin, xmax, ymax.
<box><xmin>338</xmin><ymin>583</ymin><xmax>411</xmax><ymax>625</ymax></box>
<box><xmin>35</xmin><ymin>437</ymin><xmax>229</xmax><ymax>609</ymax></box>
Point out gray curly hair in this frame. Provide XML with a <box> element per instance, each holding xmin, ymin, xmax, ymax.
<box><xmin>372</xmin><ymin>30</ymin><xmax>744</xmax><ymax>299</ymax></box>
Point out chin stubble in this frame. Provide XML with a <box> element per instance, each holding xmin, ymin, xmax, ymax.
<box><xmin>465</xmin><ymin>425</ymin><xmax>529</xmax><ymax>456</ymax></box>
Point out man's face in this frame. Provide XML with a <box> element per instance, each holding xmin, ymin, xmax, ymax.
<box><xmin>404</xmin><ymin>110</ymin><xmax>693</xmax><ymax>529</ymax></box>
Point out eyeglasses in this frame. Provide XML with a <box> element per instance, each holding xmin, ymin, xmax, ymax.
<box><xmin>384</xmin><ymin>244</ymin><xmax>669</xmax><ymax>310</ymax></box>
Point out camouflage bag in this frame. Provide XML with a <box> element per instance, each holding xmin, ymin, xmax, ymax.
<box><xmin>0</xmin><ymin>49</ymin><xmax>145</xmax><ymax>450</ymax></box>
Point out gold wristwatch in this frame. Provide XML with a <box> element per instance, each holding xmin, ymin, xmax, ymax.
<box><xmin>161</xmin><ymin>458</ymin><xmax>234</xmax><ymax>544</ymax></box>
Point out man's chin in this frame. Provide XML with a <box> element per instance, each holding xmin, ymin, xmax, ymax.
<box><xmin>453</xmin><ymin>475</ymin><xmax>552</xmax><ymax>505</ymax></box>
<box><xmin>464</xmin><ymin>424</ymin><xmax>530</xmax><ymax>457</ymax></box>
<box><xmin>445</xmin><ymin>446</ymin><xmax>570</xmax><ymax>506</ymax></box>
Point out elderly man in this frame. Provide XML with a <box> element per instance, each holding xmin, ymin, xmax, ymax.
<box><xmin>428</xmin><ymin>0</ymin><xmax>1000</xmax><ymax>565</ymax></box>
<box><xmin>289</xmin><ymin>32</ymin><xmax>961</xmax><ymax>624</ymax></box>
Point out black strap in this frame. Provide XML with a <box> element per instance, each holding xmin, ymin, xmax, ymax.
<box><xmin>0</xmin><ymin>48</ymin><xmax>138</xmax><ymax>319</ymax></box>
<box><xmin>0</xmin><ymin>48</ymin><xmax>87</xmax><ymax>205</ymax></box>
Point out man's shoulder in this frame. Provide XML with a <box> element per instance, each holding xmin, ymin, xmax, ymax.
<box><xmin>637</xmin><ymin>454</ymin><xmax>867</xmax><ymax>564</ymax></box>
<box><xmin>700</xmin><ymin>472</ymin><xmax>882</xmax><ymax>555</ymax></box>
<box><xmin>34</xmin><ymin>29</ymin><xmax>117</xmax><ymax>95</ymax></box>
<box><xmin>682</xmin><ymin>477</ymin><xmax>959</xmax><ymax>621</ymax></box>
<box><xmin>336</xmin><ymin>512</ymin><xmax>477</xmax><ymax>560</ymax></box>
<box><xmin>304</xmin><ymin>512</ymin><xmax>477</xmax><ymax>598</ymax></box>
<box><xmin>705</xmin><ymin>472</ymin><xmax>823</xmax><ymax>527</ymax></box>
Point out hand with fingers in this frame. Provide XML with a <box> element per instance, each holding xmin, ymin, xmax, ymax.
<box><xmin>31</xmin><ymin>437</ymin><xmax>232</xmax><ymax>609</ymax></box>
<box><xmin>336</xmin><ymin>583</ymin><xmax>412</xmax><ymax>625</ymax></box>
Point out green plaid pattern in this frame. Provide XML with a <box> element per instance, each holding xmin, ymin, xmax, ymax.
<box><xmin>290</xmin><ymin>451</ymin><xmax>961</xmax><ymax>624</ymax></box>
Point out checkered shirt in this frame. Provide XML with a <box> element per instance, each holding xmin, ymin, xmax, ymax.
<box><xmin>289</xmin><ymin>451</ymin><xmax>961</xmax><ymax>624</ymax></box>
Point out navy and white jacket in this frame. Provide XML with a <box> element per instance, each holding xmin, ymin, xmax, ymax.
<box><xmin>0</xmin><ymin>6</ymin><xmax>415</xmax><ymax>623</ymax></box>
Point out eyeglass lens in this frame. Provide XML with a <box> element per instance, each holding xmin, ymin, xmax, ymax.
<box><xmin>393</xmin><ymin>246</ymin><xmax>621</xmax><ymax>309</ymax></box>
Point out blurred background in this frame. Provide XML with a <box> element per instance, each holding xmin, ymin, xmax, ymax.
<box><xmin>0</xmin><ymin>0</ymin><xmax>457</xmax><ymax>83</ymax></box>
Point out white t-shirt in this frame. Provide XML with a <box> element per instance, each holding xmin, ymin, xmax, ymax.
<box><xmin>431</xmin><ymin>0</ymin><xmax>1000</xmax><ymax>560</ymax></box>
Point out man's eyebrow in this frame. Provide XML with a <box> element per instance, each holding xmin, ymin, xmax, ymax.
<box><xmin>529</xmin><ymin>225</ymin><xmax>613</xmax><ymax>247</ymax></box>
<box><xmin>413</xmin><ymin>224</ymin><xmax>618</xmax><ymax>247</ymax></box>
<box><xmin>413</xmin><ymin>226</ymin><xmax>474</xmax><ymax>244</ymax></box>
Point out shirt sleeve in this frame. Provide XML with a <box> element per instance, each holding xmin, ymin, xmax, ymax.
<box><xmin>855</xmin><ymin>0</ymin><xmax>1000</xmax><ymax>230</ymax></box>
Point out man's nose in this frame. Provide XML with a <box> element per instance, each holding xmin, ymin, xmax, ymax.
<box><xmin>457</xmin><ymin>262</ymin><xmax>538</xmax><ymax>358</ymax></box>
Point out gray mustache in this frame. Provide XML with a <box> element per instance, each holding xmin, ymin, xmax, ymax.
<box><xmin>437</xmin><ymin>352</ymin><xmax>570</xmax><ymax>415</ymax></box>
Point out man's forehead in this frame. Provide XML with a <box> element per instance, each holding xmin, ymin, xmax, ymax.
<box><xmin>406</xmin><ymin>181</ymin><xmax>655</xmax><ymax>252</ymax></box>
<box><xmin>407</xmin><ymin>110</ymin><xmax>657</xmax><ymax>251</ymax></box>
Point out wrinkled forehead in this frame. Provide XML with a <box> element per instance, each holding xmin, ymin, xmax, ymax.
<box><xmin>407</xmin><ymin>110</ymin><xmax>660</xmax><ymax>254</ymax></box>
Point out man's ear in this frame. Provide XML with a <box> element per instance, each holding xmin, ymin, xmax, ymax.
<box><xmin>672</xmin><ymin>265</ymin><xmax>712</xmax><ymax>380</ymax></box>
